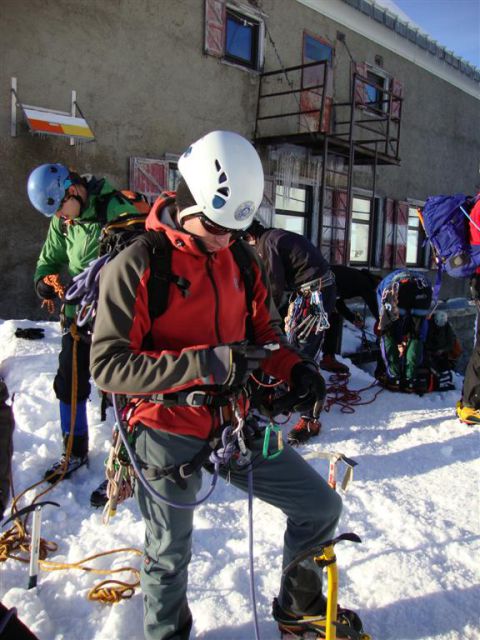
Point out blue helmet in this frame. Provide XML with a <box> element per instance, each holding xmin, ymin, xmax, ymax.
<box><xmin>27</xmin><ymin>163</ymin><xmax>72</xmax><ymax>216</ymax></box>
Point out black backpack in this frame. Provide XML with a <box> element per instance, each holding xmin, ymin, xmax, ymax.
<box><xmin>68</xmin><ymin>191</ymin><xmax>256</xmax><ymax>343</ymax></box>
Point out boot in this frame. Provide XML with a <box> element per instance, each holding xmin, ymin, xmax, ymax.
<box><xmin>319</xmin><ymin>355</ymin><xmax>349</xmax><ymax>374</ymax></box>
<box><xmin>273</xmin><ymin>597</ymin><xmax>368</xmax><ymax>639</ymax></box>
<box><xmin>90</xmin><ymin>479</ymin><xmax>109</xmax><ymax>508</ymax></box>
<box><xmin>44</xmin><ymin>434</ymin><xmax>89</xmax><ymax>483</ymax></box>
<box><xmin>287</xmin><ymin>416</ymin><xmax>321</xmax><ymax>446</ymax></box>
<box><xmin>456</xmin><ymin>401</ymin><xmax>480</xmax><ymax>425</ymax></box>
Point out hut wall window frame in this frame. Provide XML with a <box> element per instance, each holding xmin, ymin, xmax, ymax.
<box><xmin>406</xmin><ymin>202</ymin><xmax>428</xmax><ymax>267</ymax></box>
<box><xmin>273</xmin><ymin>185</ymin><xmax>312</xmax><ymax>236</ymax></box>
<box><xmin>225</xmin><ymin>6</ymin><xmax>262</xmax><ymax>70</ymax></box>
<box><xmin>350</xmin><ymin>196</ymin><xmax>373</xmax><ymax>265</ymax></box>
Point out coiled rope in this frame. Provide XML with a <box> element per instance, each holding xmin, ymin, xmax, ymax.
<box><xmin>324</xmin><ymin>372</ymin><xmax>384</xmax><ymax>414</ymax></box>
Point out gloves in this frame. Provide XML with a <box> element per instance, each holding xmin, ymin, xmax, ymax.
<box><xmin>290</xmin><ymin>362</ymin><xmax>326</xmax><ymax>413</ymax></box>
<box><xmin>35</xmin><ymin>278</ymin><xmax>57</xmax><ymax>300</ymax></box>
<box><xmin>15</xmin><ymin>327</ymin><xmax>45</xmax><ymax>340</ymax></box>
<box><xmin>206</xmin><ymin>342</ymin><xmax>272</xmax><ymax>388</ymax></box>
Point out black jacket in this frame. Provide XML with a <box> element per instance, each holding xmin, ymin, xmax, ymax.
<box><xmin>331</xmin><ymin>265</ymin><xmax>379</xmax><ymax>321</ymax></box>
<box><xmin>255</xmin><ymin>228</ymin><xmax>330</xmax><ymax>311</ymax></box>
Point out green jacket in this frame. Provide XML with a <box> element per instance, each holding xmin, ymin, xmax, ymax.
<box><xmin>34</xmin><ymin>177</ymin><xmax>139</xmax><ymax>318</ymax></box>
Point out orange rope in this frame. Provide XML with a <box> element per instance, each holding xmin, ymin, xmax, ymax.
<box><xmin>41</xmin><ymin>274</ymin><xmax>66</xmax><ymax>314</ymax></box>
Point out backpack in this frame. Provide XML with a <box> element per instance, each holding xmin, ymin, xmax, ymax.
<box><xmin>377</xmin><ymin>269</ymin><xmax>432</xmax><ymax>330</ymax></box>
<box><xmin>67</xmin><ymin>191</ymin><xmax>256</xmax><ymax>341</ymax></box>
<box><xmin>420</xmin><ymin>194</ymin><xmax>480</xmax><ymax>279</ymax></box>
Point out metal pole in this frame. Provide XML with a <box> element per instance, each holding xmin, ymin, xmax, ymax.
<box><xmin>11</xmin><ymin>77</ymin><xmax>17</xmax><ymax>137</ymax></box>
<box><xmin>28</xmin><ymin>506</ymin><xmax>42</xmax><ymax>589</ymax></box>
<box><xmin>70</xmin><ymin>90</ymin><xmax>76</xmax><ymax>146</ymax></box>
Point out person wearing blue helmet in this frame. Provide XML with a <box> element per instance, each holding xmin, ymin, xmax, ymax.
<box><xmin>28</xmin><ymin>163</ymin><xmax>140</xmax><ymax>496</ymax></box>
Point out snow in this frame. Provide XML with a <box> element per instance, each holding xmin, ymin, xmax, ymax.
<box><xmin>1</xmin><ymin>318</ymin><xmax>479</xmax><ymax>640</ymax></box>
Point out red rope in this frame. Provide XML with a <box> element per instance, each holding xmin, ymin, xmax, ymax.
<box><xmin>324</xmin><ymin>372</ymin><xmax>384</xmax><ymax>414</ymax></box>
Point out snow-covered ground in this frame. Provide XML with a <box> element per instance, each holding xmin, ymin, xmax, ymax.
<box><xmin>0</xmin><ymin>319</ymin><xmax>479</xmax><ymax>640</ymax></box>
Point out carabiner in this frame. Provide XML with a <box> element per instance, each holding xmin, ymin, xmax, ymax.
<box><xmin>262</xmin><ymin>421</ymin><xmax>284</xmax><ymax>460</ymax></box>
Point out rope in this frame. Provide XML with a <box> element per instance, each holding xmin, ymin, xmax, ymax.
<box><xmin>39</xmin><ymin>547</ymin><xmax>142</xmax><ymax>604</ymax></box>
<box><xmin>41</xmin><ymin>275</ymin><xmax>66</xmax><ymax>314</ymax></box>
<box><xmin>324</xmin><ymin>372</ymin><xmax>384</xmax><ymax>414</ymax></box>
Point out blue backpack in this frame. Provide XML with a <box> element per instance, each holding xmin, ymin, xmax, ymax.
<box><xmin>421</xmin><ymin>194</ymin><xmax>479</xmax><ymax>279</ymax></box>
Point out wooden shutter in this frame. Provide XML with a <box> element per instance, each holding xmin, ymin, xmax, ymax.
<box><xmin>300</xmin><ymin>33</ymin><xmax>333</xmax><ymax>134</ymax></box>
<box><xmin>129</xmin><ymin>158</ymin><xmax>169</xmax><ymax>204</ymax></box>
<box><xmin>332</xmin><ymin>189</ymin><xmax>348</xmax><ymax>264</ymax></box>
<box><xmin>390</xmin><ymin>78</ymin><xmax>403</xmax><ymax>120</ymax></box>
<box><xmin>204</xmin><ymin>0</ymin><xmax>226</xmax><ymax>57</ymax></box>
<box><xmin>354</xmin><ymin>62</ymin><xmax>369</xmax><ymax>107</ymax></box>
<box><xmin>394</xmin><ymin>200</ymin><xmax>408</xmax><ymax>267</ymax></box>
<box><xmin>382</xmin><ymin>198</ymin><xmax>395</xmax><ymax>268</ymax></box>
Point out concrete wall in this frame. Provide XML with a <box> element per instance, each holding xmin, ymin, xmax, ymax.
<box><xmin>1</xmin><ymin>0</ymin><xmax>260</xmax><ymax>319</ymax></box>
<box><xmin>1</xmin><ymin>0</ymin><xmax>479</xmax><ymax>318</ymax></box>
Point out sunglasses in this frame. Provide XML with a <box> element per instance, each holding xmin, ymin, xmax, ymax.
<box><xmin>198</xmin><ymin>214</ymin><xmax>235</xmax><ymax>236</ymax></box>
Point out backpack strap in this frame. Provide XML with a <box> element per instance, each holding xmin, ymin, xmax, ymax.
<box><xmin>230</xmin><ymin>239</ymin><xmax>256</xmax><ymax>343</ymax></box>
<box><xmin>137</xmin><ymin>230</ymin><xmax>191</xmax><ymax>350</ymax></box>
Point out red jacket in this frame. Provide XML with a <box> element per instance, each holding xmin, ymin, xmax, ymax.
<box><xmin>90</xmin><ymin>198</ymin><xmax>302</xmax><ymax>438</ymax></box>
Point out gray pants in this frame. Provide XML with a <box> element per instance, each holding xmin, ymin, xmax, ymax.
<box><xmin>134</xmin><ymin>424</ymin><xmax>342</xmax><ymax>640</ymax></box>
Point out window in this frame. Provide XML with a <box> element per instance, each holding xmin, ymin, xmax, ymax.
<box><xmin>350</xmin><ymin>197</ymin><xmax>372</xmax><ymax>264</ymax></box>
<box><xmin>204</xmin><ymin>1</ymin><xmax>264</xmax><ymax>70</ymax></box>
<box><xmin>273</xmin><ymin>185</ymin><xmax>310</xmax><ymax>235</ymax></box>
<box><xmin>304</xmin><ymin>34</ymin><xmax>333</xmax><ymax>66</ymax></box>
<box><xmin>406</xmin><ymin>205</ymin><xmax>422</xmax><ymax>265</ymax></box>
<box><xmin>365</xmin><ymin>69</ymin><xmax>388</xmax><ymax>113</ymax></box>
<box><xmin>225</xmin><ymin>8</ymin><xmax>260</xmax><ymax>69</ymax></box>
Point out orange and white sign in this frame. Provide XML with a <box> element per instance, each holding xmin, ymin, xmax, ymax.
<box><xmin>22</xmin><ymin>106</ymin><xmax>95</xmax><ymax>140</ymax></box>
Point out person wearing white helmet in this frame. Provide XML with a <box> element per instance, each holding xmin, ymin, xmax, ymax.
<box><xmin>89</xmin><ymin>131</ymin><xmax>366</xmax><ymax>640</ymax></box>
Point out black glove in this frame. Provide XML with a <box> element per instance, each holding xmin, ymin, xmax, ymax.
<box><xmin>290</xmin><ymin>362</ymin><xmax>326</xmax><ymax>413</ymax></box>
<box><xmin>35</xmin><ymin>278</ymin><xmax>57</xmax><ymax>300</ymax></box>
<box><xmin>15</xmin><ymin>327</ymin><xmax>45</xmax><ymax>340</ymax></box>
<box><xmin>470</xmin><ymin>274</ymin><xmax>480</xmax><ymax>301</ymax></box>
<box><xmin>206</xmin><ymin>342</ymin><xmax>272</xmax><ymax>389</ymax></box>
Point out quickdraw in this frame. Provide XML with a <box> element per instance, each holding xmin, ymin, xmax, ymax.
<box><xmin>285</xmin><ymin>289</ymin><xmax>330</xmax><ymax>345</ymax></box>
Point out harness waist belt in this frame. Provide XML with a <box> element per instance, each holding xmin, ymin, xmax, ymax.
<box><xmin>148</xmin><ymin>390</ymin><xmax>231</xmax><ymax>408</ymax></box>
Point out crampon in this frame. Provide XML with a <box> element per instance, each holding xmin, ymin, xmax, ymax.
<box><xmin>274</xmin><ymin>600</ymin><xmax>370</xmax><ymax>639</ymax></box>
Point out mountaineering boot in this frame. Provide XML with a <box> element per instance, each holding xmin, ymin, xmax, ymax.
<box><xmin>273</xmin><ymin>597</ymin><xmax>369</xmax><ymax>639</ymax></box>
<box><xmin>319</xmin><ymin>355</ymin><xmax>349</xmax><ymax>374</ymax></box>
<box><xmin>456</xmin><ymin>401</ymin><xmax>480</xmax><ymax>425</ymax></box>
<box><xmin>384</xmin><ymin>376</ymin><xmax>400</xmax><ymax>391</ymax></box>
<box><xmin>44</xmin><ymin>434</ymin><xmax>89</xmax><ymax>483</ymax></box>
<box><xmin>287</xmin><ymin>416</ymin><xmax>321</xmax><ymax>446</ymax></box>
<box><xmin>90</xmin><ymin>479</ymin><xmax>109</xmax><ymax>508</ymax></box>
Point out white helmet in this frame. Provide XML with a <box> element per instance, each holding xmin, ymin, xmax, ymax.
<box><xmin>177</xmin><ymin>130</ymin><xmax>264</xmax><ymax>230</ymax></box>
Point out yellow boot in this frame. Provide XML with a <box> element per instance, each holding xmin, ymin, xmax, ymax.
<box><xmin>456</xmin><ymin>401</ymin><xmax>480</xmax><ymax>425</ymax></box>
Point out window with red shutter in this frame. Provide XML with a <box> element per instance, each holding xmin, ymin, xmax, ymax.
<box><xmin>129</xmin><ymin>158</ymin><xmax>171</xmax><ymax>204</ymax></box>
<box><xmin>382</xmin><ymin>198</ymin><xmax>395</xmax><ymax>269</ymax></box>
<box><xmin>394</xmin><ymin>201</ymin><xmax>409</xmax><ymax>268</ymax></box>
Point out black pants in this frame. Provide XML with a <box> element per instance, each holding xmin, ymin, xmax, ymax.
<box><xmin>462</xmin><ymin>309</ymin><xmax>480</xmax><ymax>408</ymax></box>
<box><xmin>322</xmin><ymin>311</ymin><xmax>342</xmax><ymax>356</ymax></box>
<box><xmin>53</xmin><ymin>325</ymin><xmax>91</xmax><ymax>404</ymax></box>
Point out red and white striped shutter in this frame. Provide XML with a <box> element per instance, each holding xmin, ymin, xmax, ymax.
<box><xmin>322</xmin><ymin>66</ymin><xmax>333</xmax><ymax>133</ymax></box>
<box><xmin>129</xmin><ymin>158</ymin><xmax>169</xmax><ymax>204</ymax></box>
<box><xmin>394</xmin><ymin>200</ymin><xmax>408</xmax><ymax>267</ymax></box>
<box><xmin>382</xmin><ymin>198</ymin><xmax>395</xmax><ymax>268</ymax></box>
<box><xmin>257</xmin><ymin>175</ymin><xmax>275</xmax><ymax>227</ymax></box>
<box><xmin>204</xmin><ymin>0</ymin><xmax>226</xmax><ymax>57</ymax></box>
<box><xmin>332</xmin><ymin>189</ymin><xmax>348</xmax><ymax>264</ymax></box>
<box><xmin>390</xmin><ymin>78</ymin><xmax>403</xmax><ymax>120</ymax></box>
<box><xmin>354</xmin><ymin>62</ymin><xmax>369</xmax><ymax>107</ymax></box>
